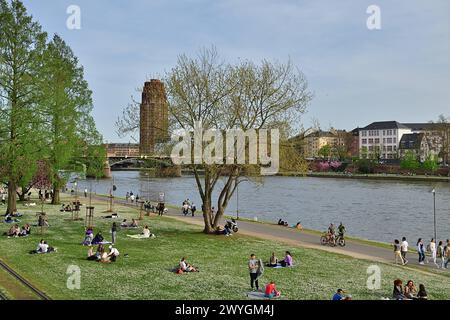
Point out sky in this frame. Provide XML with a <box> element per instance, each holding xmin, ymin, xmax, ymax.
<box><xmin>22</xmin><ymin>0</ymin><xmax>450</xmax><ymax>143</ymax></box>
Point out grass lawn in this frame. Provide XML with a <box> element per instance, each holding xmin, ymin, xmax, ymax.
<box><xmin>0</xmin><ymin>194</ymin><xmax>449</xmax><ymax>300</ymax></box>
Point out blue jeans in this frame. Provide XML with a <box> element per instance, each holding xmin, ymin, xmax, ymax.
<box><xmin>418</xmin><ymin>251</ymin><xmax>425</xmax><ymax>263</ymax></box>
<box><xmin>445</xmin><ymin>258</ymin><xmax>449</xmax><ymax>268</ymax></box>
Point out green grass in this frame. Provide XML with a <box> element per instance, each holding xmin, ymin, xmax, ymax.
<box><xmin>0</xmin><ymin>195</ymin><xmax>449</xmax><ymax>300</ymax></box>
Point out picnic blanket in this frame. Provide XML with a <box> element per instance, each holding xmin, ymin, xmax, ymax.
<box><xmin>246</xmin><ymin>291</ymin><xmax>281</xmax><ymax>300</ymax></box>
<box><xmin>126</xmin><ymin>234</ymin><xmax>156</xmax><ymax>239</ymax></box>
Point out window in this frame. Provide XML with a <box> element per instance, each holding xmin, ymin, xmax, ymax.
<box><xmin>387</xmin><ymin>138</ymin><xmax>392</xmax><ymax>144</ymax></box>
<box><xmin>393</xmin><ymin>137</ymin><xmax>396</xmax><ymax>143</ymax></box>
<box><xmin>368</xmin><ymin>138</ymin><xmax>374</xmax><ymax>144</ymax></box>
<box><xmin>362</xmin><ymin>131</ymin><xmax>367</xmax><ymax>137</ymax></box>
<box><xmin>368</xmin><ymin>146</ymin><xmax>374</xmax><ymax>151</ymax></box>
<box><xmin>387</xmin><ymin>146</ymin><xmax>393</xmax><ymax>151</ymax></box>
<box><xmin>393</xmin><ymin>145</ymin><xmax>397</xmax><ymax>151</ymax></box>
<box><xmin>362</xmin><ymin>139</ymin><xmax>367</xmax><ymax>144</ymax></box>
<box><xmin>383</xmin><ymin>130</ymin><xmax>386</xmax><ymax>135</ymax></box>
<box><xmin>375</xmin><ymin>138</ymin><xmax>380</xmax><ymax>144</ymax></box>
<box><xmin>383</xmin><ymin>138</ymin><xmax>386</xmax><ymax>143</ymax></box>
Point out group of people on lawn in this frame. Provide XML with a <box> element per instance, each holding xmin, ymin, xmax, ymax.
<box><xmin>247</xmin><ymin>252</ymin><xmax>294</xmax><ymax>299</ymax></box>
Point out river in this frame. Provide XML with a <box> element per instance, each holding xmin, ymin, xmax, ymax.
<box><xmin>76</xmin><ymin>171</ymin><xmax>450</xmax><ymax>244</ymax></box>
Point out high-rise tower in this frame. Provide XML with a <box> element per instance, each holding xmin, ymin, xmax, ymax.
<box><xmin>139</xmin><ymin>79</ymin><xmax>169</xmax><ymax>155</ymax></box>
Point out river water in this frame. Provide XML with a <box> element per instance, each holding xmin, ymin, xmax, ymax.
<box><xmin>76</xmin><ymin>171</ymin><xmax>450</xmax><ymax>244</ymax></box>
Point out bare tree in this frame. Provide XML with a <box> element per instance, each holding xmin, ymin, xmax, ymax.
<box><xmin>117</xmin><ymin>47</ymin><xmax>312</xmax><ymax>233</ymax></box>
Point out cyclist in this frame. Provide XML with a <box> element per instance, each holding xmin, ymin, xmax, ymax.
<box><xmin>327</xmin><ymin>223</ymin><xmax>336</xmax><ymax>244</ymax></box>
<box><xmin>338</xmin><ymin>222</ymin><xmax>346</xmax><ymax>238</ymax></box>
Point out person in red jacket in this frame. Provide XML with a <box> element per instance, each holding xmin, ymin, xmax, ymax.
<box><xmin>264</xmin><ymin>281</ymin><xmax>281</xmax><ymax>299</ymax></box>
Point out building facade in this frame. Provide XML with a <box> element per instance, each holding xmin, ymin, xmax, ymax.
<box><xmin>359</xmin><ymin>121</ymin><xmax>412</xmax><ymax>160</ymax></box>
<box><xmin>106</xmin><ymin>143</ymin><xmax>140</xmax><ymax>158</ymax></box>
<box><xmin>303</xmin><ymin>129</ymin><xmax>346</xmax><ymax>159</ymax></box>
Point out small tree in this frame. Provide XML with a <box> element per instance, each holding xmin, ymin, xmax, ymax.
<box><xmin>400</xmin><ymin>150</ymin><xmax>420</xmax><ymax>170</ymax></box>
<box><xmin>422</xmin><ymin>154</ymin><xmax>438</xmax><ymax>172</ymax></box>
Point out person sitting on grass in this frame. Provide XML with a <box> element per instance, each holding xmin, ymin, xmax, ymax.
<box><xmin>19</xmin><ymin>224</ymin><xmax>31</xmax><ymax>237</ymax></box>
<box><xmin>92</xmin><ymin>232</ymin><xmax>104</xmax><ymax>245</ymax></box>
<box><xmin>179</xmin><ymin>257</ymin><xmax>199</xmax><ymax>273</ymax></box>
<box><xmin>87</xmin><ymin>244</ymin><xmax>104</xmax><ymax>261</ymax></box>
<box><xmin>6</xmin><ymin>224</ymin><xmax>21</xmax><ymax>237</ymax></box>
<box><xmin>417</xmin><ymin>284</ymin><xmax>428</xmax><ymax>300</ymax></box>
<box><xmin>30</xmin><ymin>239</ymin><xmax>57</xmax><ymax>254</ymax></box>
<box><xmin>404</xmin><ymin>280</ymin><xmax>417</xmax><ymax>299</ymax></box>
<box><xmin>264</xmin><ymin>281</ymin><xmax>281</xmax><ymax>299</ymax></box>
<box><xmin>130</xmin><ymin>219</ymin><xmax>139</xmax><ymax>228</ymax></box>
<box><xmin>295</xmin><ymin>222</ymin><xmax>303</xmax><ymax>230</ymax></box>
<box><xmin>393</xmin><ymin>279</ymin><xmax>407</xmax><ymax>300</ymax></box>
<box><xmin>82</xmin><ymin>228</ymin><xmax>94</xmax><ymax>245</ymax></box>
<box><xmin>120</xmin><ymin>219</ymin><xmax>128</xmax><ymax>227</ymax></box>
<box><xmin>104</xmin><ymin>245</ymin><xmax>120</xmax><ymax>262</ymax></box>
<box><xmin>332</xmin><ymin>288</ymin><xmax>345</xmax><ymax>300</ymax></box>
<box><xmin>267</xmin><ymin>252</ymin><xmax>278</xmax><ymax>267</ymax></box>
<box><xmin>279</xmin><ymin>251</ymin><xmax>293</xmax><ymax>267</ymax></box>
<box><xmin>37</xmin><ymin>214</ymin><xmax>49</xmax><ymax>227</ymax></box>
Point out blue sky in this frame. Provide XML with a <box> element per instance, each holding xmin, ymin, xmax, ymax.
<box><xmin>23</xmin><ymin>0</ymin><xmax>450</xmax><ymax>142</ymax></box>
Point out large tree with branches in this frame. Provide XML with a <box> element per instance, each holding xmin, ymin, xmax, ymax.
<box><xmin>117</xmin><ymin>47</ymin><xmax>311</xmax><ymax>233</ymax></box>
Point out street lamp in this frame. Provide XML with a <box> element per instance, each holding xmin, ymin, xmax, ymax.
<box><xmin>431</xmin><ymin>189</ymin><xmax>436</xmax><ymax>242</ymax></box>
<box><xmin>236</xmin><ymin>179</ymin><xmax>239</xmax><ymax>220</ymax></box>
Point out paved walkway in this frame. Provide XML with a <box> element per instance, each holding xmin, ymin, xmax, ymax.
<box><xmin>91</xmin><ymin>194</ymin><xmax>449</xmax><ymax>276</ymax></box>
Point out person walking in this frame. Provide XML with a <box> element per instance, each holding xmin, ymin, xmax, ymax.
<box><xmin>437</xmin><ymin>241</ymin><xmax>445</xmax><ymax>269</ymax></box>
<box><xmin>248</xmin><ymin>254</ymin><xmax>259</xmax><ymax>291</ymax></box>
<box><xmin>111</xmin><ymin>222</ymin><xmax>118</xmax><ymax>244</ymax></box>
<box><xmin>428</xmin><ymin>238</ymin><xmax>439</xmax><ymax>268</ymax></box>
<box><xmin>417</xmin><ymin>238</ymin><xmax>425</xmax><ymax>265</ymax></box>
<box><xmin>401</xmin><ymin>237</ymin><xmax>409</xmax><ymax>265</ymax></box>
<box><xmin>84</xmin><ymin>188</ymin><xmax>88</xmax><ymax>198</ymax></box>
<box><xmin>445</xmin><ymin>239</ymin><xmax>450</xmax><ymax>269</ymax></box>
<box><xmin>191</xmin><ymin>203</ymin><xmax>196</xmax><ymax>217</ymax></box>
<box><xmin>393</xmin><ymin>239</ymin><xmax>405</xmax><ymax>265</ymax></box>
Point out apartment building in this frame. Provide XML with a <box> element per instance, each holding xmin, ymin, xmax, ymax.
<box><xmin>359</xmin><ymin>121</ymin><xmax>412</xmax><ymax>159</ymax></box>
<box><xmin>303</xmin><ymin>129</ymin><xmax>346</xmax><ymax>158</ymax></box>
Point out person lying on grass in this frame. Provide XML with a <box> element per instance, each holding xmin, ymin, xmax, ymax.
<box><xmin>178</xmin><ymin>257</ymin><xmax>199</xmax><ymax>273</ymax></box>
<box><xmin>264</xmin><ymin>281</ymin><xmax>281</xmax><ymax>299</ymax></box>
<box><xmin>127</xmin><ymin>225</ymin><xmax>155</xmax><ymax>239</ymax></box>
<box><xmin>30</xmin><ymin>239</ymin><xmax>57</xmax><ymax>254</ymax></box>
<box><xmin>120</xmin><ymin>219</ymin><xmax>139</xmax><ymax>228</ymax></box>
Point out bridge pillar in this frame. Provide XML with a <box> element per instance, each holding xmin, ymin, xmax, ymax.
<box><xmin>103</xmin><ymin>160</ymin><xmax>112</xmax><ymax>178</ymax></box>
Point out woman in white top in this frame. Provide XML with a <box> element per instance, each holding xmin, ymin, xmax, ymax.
<box><xmin>428</xmin><ymin>239</ymin><xmax>439</xmax><ymax>268</ymax></box>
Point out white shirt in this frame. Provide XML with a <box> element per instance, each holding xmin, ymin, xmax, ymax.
<box><xmin>109</xmin><ymin>248</ymin><xmax>119</xmax><ymax>256</ymax></box>
<box><xmin>142</xmin><ymin>228</ymin><xmax>150</xmax><ymax>238</ymax></box>
<box><xmin>180</xmin><ymin>261</ymin><xmax>187</xmax><ymax>270</ymax></box>
<box><xmin>429</xmin><ymin>242</ymin><xmax>436</xmax><ymax>252</ymax></box>
<box><xmin>38</xmin><ymin>243</ymin><xmax>49</xmax><ymax>253</ymax></box>
<box><xmin>401</xmin><ymin>241</ymin><xmax>408</xmax><ymax>252</ymax></box>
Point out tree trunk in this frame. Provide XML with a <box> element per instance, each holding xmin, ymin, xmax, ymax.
<box><xmin>52</xmin><ymin>186</ymin><xmax>60</xmax><ymax>205</ymax></box>
<box><xmin>202</xmin><ymin>196</ymin><xmax>215</xmax><ymax>234</ymax></box>
<box><xmin>6</xmin><ymin>181</ymin><xmax>17</xmax><ymax>214</ymax></box>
